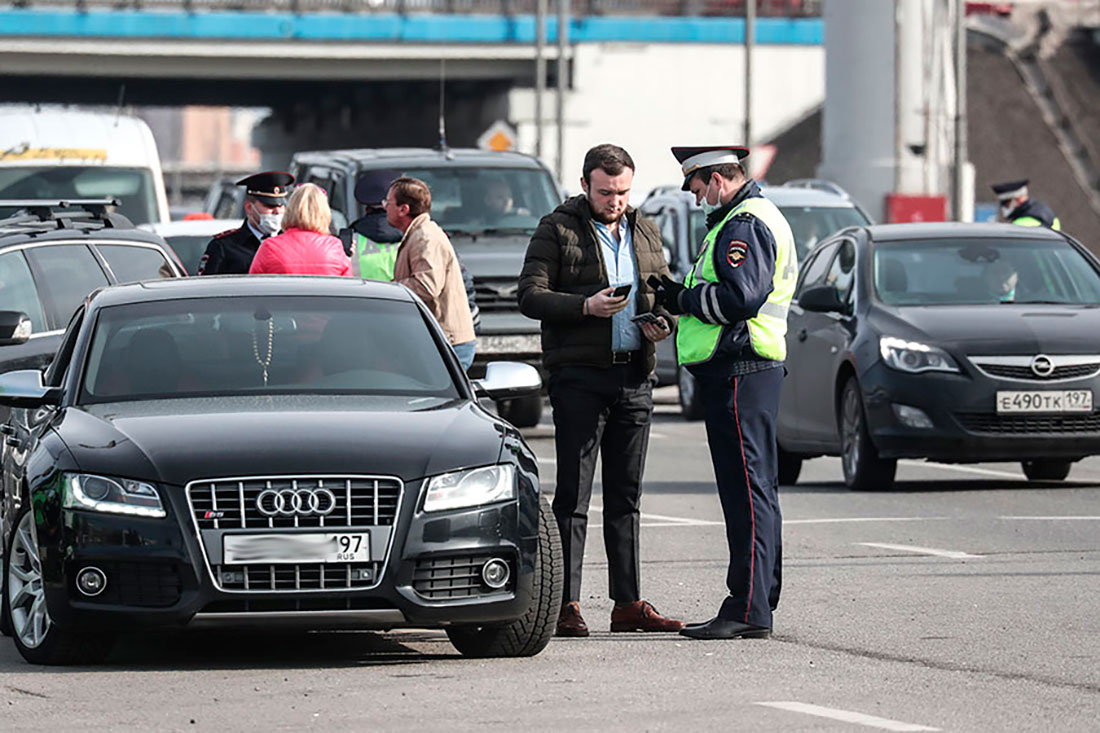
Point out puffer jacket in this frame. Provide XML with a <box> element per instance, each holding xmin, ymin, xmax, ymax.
<box><xmin>249</xmin><ymin>228</ymin><xmax>351</xmax><ymax>276</ymax></box>
<box><xmin>518</xmin><ymin>195</ymin><xmax>674</xmax><ymax>373</ymax></box>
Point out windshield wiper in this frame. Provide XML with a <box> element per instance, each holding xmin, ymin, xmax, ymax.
<box><xmin>1004</xmin><ymin>299</ymin><xmax>1067</xmax><ymax>305</ymax></box>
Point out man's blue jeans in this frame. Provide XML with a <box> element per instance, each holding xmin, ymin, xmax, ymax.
<box><xmin>452</xmin><ymin>340</ymin><xmax>476</xmax><ymax>372</ymax></box>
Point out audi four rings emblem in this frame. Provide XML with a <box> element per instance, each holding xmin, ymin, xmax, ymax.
<box><xmin>256</xmin><ymin>488</ymin><xmax>337</xmax><ymax>517</ymax></box>
<box><xmin>1030</xmin><ymin>355</ymin><xmax>1055</xmax><ymax>377</ymax></box>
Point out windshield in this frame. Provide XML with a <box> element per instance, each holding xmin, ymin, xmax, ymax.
<box><xmin>874</xmin><ymin>238</ymin><xmax>1100</xmax><ymax>306</ymax></box>
<box><xmin>364</xmin><ymin>166</ymin><xmax>560</xmax><ymax>235</ymax></box>
<box><xmin>80</xmin><ymin>296</ymin><xmax>460</xmax><ymax>404</ymax></box>
<box><xmin>0</xmin><ymin>166</ymin><xmax>158</xmax><ymax>224</ymax></box>
<box><xmin>689</xmin><ymin>205</ymin><xmax>868</xmax><ymax>262</ymax></box>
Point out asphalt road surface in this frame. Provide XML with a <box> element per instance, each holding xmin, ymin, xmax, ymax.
<box><xmin>3</xmin><ymin>388</ymin><xmax>1099</xmax><ymax>731</ymax></box>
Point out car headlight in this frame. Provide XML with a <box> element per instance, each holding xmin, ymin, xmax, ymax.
<box><xmin>423</xmin><ymin>465</ymin><xmax>516</xmax><ymax>513</ymax></box>
<box><xmin>879</xmin><ymin>336</ymin><xmax>959</xmax><ymax>374</ymax></box>
<box><xmin>62</xmin><ymin>473</ymin><xmax>166</xmax><ymax>518</ymax></box>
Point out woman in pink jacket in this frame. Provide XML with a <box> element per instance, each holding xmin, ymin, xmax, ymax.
<box><xmin>249</xmin><ymin>183</ymin><xmax>351</xmax><ymax>276</ymax></box>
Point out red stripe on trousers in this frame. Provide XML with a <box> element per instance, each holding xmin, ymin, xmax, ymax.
<box><xmin>733</xmin><ymin>376</ymin><xmax>756</xmax><ymax>624</ymax></box>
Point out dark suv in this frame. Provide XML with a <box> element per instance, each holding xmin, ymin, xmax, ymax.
<box><xmin>640</xmin><ymin>183</ymin><xmax>872</xmax><ymax>419</ymax></box>
<box><xmin>0</xmin><ymin>199</ymin><xmax>184</xmax><ymax>378</ymax></box>
<box><xmin>290</xmin><ymin>148</ymin><xmax>563</xmax><ymax>427</ymax></box>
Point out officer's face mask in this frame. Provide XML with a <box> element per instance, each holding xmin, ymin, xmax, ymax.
<box><xmin>257</xmin><ymin>212</ymin><xmax>283</xmax><ymax>237</ymax></box>
<box><xmin>698</xmin><ymin>179</ymin><xmax>721</xmax><ymax>216</ymax></box>
<box><xmin>999</xmin><ymin>201</ymin><xmax>1014</xmax><ymax>220</ymax></box>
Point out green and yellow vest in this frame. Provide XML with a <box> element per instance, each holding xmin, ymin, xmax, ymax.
<box><xmin>355</xmin><ymin>233</ymin><xmax>400</xmax><ymax>281</ymax></box>
<box><xmin>677</xmin><ymin>196</ymin><xmax>798</xmax><ymax>365</ymax></box>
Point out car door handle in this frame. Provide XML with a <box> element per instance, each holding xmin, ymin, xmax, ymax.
<box><xmin>0</xmin><ymin>424</ymin><xmax>13</xmax><ymax>436</ymax></box>
<box><xmin>797</xmin><ymin>329</ymin><xmax>808</xmax><ymax>342</ymax></box>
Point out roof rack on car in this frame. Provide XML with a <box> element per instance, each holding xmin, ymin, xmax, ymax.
<box><xmin>0</xmin><ymin>198</ymin><xmax>133</xmax><ymax>234</ymax></box>
<box><xmin>779</xmin><ymin>179</ymin><xmax>853</xmax><ymax>199</ymax></box>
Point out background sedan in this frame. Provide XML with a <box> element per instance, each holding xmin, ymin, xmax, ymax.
<box><xmin>778</xmin><ymin>222</ymin><xmax>1100</xmax><ymax>490</ymax></box>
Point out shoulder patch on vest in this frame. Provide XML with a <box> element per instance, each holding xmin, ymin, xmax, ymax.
<box><xmin>726</xmin><ymin>240</ymin><xmax>749</xmax><ymax>268</ymax></box>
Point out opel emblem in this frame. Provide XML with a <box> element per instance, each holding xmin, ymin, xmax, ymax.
<box><xmin>1030</xmin><ymin>354</ymin><xmax>1055</xmax><ymax>378</ymax></box>
<box><xmin>256</xmin><ymin>488</ymin><xmax>337</xmax><ymax>517</ymax></box>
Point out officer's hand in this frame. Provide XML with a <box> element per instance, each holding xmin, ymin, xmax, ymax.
<box><xmin>585</xmin><ymin>288</ymin><xmax>630</xmax><ymax>318</ymax></box>
<box><xmin>641</xmin><ymin>318</ymin><xmax>671</xmax><ymax>343</ymax></box>
<box><xmin>652</xmin><ymin>275</ymin><xmax>686</xmax><ymax>315</ymax></box>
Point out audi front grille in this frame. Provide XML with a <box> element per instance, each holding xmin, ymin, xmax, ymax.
<box><xmin>185</xmin><ymin>475</ymin><xmax>403</xmax><ymax>594</ymax></box>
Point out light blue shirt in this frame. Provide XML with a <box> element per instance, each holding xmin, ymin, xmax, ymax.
<box><xmin>593</xmin><ymin>217</ymin><xmax>642</xmax><ymax>353</ymax></box>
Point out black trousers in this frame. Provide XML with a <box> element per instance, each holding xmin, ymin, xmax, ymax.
<box><xmin>697</xmin><ymin>366</ymin><xmax>783</xmax><ymax>629</ymax></box>
<box><xmin>548</xmin><ymin>360</ymin><xmax>653</xmax><ymax>603</ymax></box>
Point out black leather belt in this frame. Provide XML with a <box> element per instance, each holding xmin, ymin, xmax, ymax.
<box><xmin>611</xmin><ymin>351</ymin><xmax>639</xmax><ymax>365</ymax></box>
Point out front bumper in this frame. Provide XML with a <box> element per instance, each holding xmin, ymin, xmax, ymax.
<box><xmin>40</xmin><ymin>483</ymin><xmax>539</xmax><ymax>633</ymax></box>
<box><xmin>860</xmin><ymin>362</ymin><xmax>1100</xmax><ymax>462</ymax></box>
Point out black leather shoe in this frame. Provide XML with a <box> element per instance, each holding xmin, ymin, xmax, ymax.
<box><xmin>679</xmin><ymin>618</ymin><xmax>771</xmax><ymax>640</ymax></box>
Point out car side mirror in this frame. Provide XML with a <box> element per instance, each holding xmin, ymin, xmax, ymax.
<box><xmin>0</xmin><ymin>311</ymin><xmax>32</xmax><ymax>346</ymax></box>
<box><xmin>473</xmin><ymin>362</ymin><xmax>542</xmax><ymax>401</ymax></box>
<box><xmin>0</xmin><ymin>369</ymin><xmax>61</xmax><ymax>407</ymax></box>
<box><xmin>798</xmin><ymin>285</ymin><xmax>845</xmax><ymax>313</ymax></box>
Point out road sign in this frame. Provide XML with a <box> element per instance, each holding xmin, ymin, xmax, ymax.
<box><xmin>477</xmin><ymin>121</ymin><xmax>518</xmax><ymax>152</ymax></box>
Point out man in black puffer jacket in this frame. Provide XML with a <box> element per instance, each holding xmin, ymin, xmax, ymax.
<box><xmin>518</xmin><ymin>143</ymin><xmax>681</xmax><ymax>638</ymax></box>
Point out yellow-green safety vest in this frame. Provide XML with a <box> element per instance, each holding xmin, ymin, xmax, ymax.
<box><xmin>1012</xmin><ymin>215</ymin><xmax>1062</xmax><ymax>232</ymax></box>
<box><xmin>355</xmin><ymin>233</ymin><xmax>400</xmax><ymax>281</ymax></box>
<box><xmin>677</xmin><ymin>196</ymin><xmax>798</xmax><ymax>365</ymax></box>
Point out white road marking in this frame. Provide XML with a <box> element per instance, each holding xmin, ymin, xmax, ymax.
<box><xmin>756</xmin><ymin>701</ymin><xmax>939</xmax><ymax>732</ymax></box>
<box><xmin>650</xmin><ymin>431</ymin><xmax>668</xmax><ymax>439</ymax></box>
<box><xmin>898</xmin><ymin>460</ymin><xmax>1022</xmax><ymax>479</ymax></box>
<box><xmin>1001</xmin><ymin>515</ymin><xmax>1100</xmax><ymax>521</ymax></box>
<box><xmin>858</xmin><ymin>542</ymin><xmax>982</xmax><ymax>559</ymax></box>
<box><xmin>786</xmin><ymin>517</ymin><xmax>947</xmax><ymax>525</ymax></box>
<box><xmin>537</xmin><ymin>456</ymin><xmax>557</xmax><ymax>465</ymax></box>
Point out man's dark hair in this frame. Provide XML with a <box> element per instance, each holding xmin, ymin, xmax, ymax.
<box><xmin>582</xmin><ymin>144</ymin><xmax>636</xmax><ymax>185</ymax></box>
<box><xmin>687</xmin><ymin>163</ymin><xmax>745</xmax><ymax>188</ymax></box>
<box><xmin>390</xmin><ymin>177</ymin><xmax>431</xmax><ymax>218</ymax></box>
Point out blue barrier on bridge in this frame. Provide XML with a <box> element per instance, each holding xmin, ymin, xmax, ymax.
<box><xmin>0</xmin><ymin>10</ymin><xmax>822</xmax><ymax>45</ymax></box>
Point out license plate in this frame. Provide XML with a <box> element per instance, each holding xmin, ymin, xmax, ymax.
<box><xmin>996</xmin><ymin>390</ymin><xmax>1093</xmax><ymax>414</ymax></box>
<box><xmin>223</xmin><ymin>533</ymin><xmax>370</xmax><ymax>565</ymax></box>
<box><xmin>476</xmin><ymin>334</ymin><xmax>542</xmax><ymax>354</ymax></box>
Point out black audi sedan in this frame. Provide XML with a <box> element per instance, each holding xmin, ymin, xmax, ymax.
<box><xmin>777</xmin><ymin>222</ymin><xmax>1100</xmax><ymax>491</ymax></box>
<box><xmin>0</xmin><ymin>276</ymin><xmax>560</xmax><ymax>665</ymax></box>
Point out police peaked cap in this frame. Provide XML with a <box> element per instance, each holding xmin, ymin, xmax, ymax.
<box><xmin>236</xmin><ymin>171</ymin><xmax>295</xmax><ymax>205</ymax></box>
<box><xmin>672</xmin><ymin>146</ymin><xmax>750</xmax><ymax>191</ymax></box>
<box><xmin>354</xmin><ymin>169</ymin><xmax>402</xmax><ymax>206</ymax></box>
<box><xmin>990</xmin><ymin>179</ymin><xmax>1029</xmax><ymax>200</ymax></box>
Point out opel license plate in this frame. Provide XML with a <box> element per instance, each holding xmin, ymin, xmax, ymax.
<box><xmin>996</xmin><ymin>390</ymin><xmax>1093</xmax><ymax>414</ymax></box>
<box><xmin>223</xmin><ymin>533</ymin><xmax>370</xmax><ymax>564</ymax></box>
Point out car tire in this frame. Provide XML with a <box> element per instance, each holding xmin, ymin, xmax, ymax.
<box><xmin>497</xmin><ymin>394</ymin><xmax>543</xmax><ymax>428</ymax></box>
<box><xmin>678</xmin><ymin>366</ymin><xmax>704</xmax><ymax>421</ymax></box>
<box><xmin>3</xmin><ymin>504</ymin><xmax>114</xmax><ymax>665</ymax></box>
<box><xmin>777</xmin><ymin>444</ymin><xmax>803</xmax><ymax>485</ymax></box>
<box><xmin>1021</xmin><ymin>459</ymin><xmax>1072</xmax><ymax>482</ymax></box>
<box><xmin>446</xmin><ymin>498</ymin><xmax>563</xmax><ymax>658</ymax></box>
<box><xmin>839</xmin><ymin>379</ymin><xmax>897</xmax><ymax>491</ymax></box>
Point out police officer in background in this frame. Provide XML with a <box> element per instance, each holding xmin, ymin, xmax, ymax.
<box><xmin>340</xmin><ymin>169</ymin><xmax>404</xmax><ymax>280</ymax></box>
<box><xmin>652</xmin><ymin>146</ymin><xmax>797</xmax><ymax>640</ymax></box>
<box><xmin>198</xmin><ymin>171</ymin><xmax>295</xmax><ymax>275</ymax></box>
<box><xmin>991</xmin><ymin>179</ymin><xmax>1061</xmax><ymax>231</ymax></box>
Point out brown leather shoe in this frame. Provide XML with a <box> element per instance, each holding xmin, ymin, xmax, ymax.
<box><xmin>556</xmin><ymin>601</ymin><xmax>590</xmax><ymax>638</ymax></box>
<box><xmin>610</xmin><ymin>600</ymin><xmax>685</xmax><ymax>633</ymax></box>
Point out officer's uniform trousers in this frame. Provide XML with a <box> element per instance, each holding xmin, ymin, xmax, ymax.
<box><xmin>696</xmin><ymin>364</ymin><xmax>783</xmax><ymax>629</ymax></box>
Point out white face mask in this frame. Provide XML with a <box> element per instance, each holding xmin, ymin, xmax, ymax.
<box><xmin>999</xmin><ymin>202</ymin><xmax>1014</xmax><ymax>220</ymax></box>
<box><xmin>698</xmin><ymin>180</ymin><xmax>720</xmax><ymax>216</ymax></box>
<box><xmin>257</xmin><ymin>212</ymin><xmax>283</xmax><ymax>237</ymax></box>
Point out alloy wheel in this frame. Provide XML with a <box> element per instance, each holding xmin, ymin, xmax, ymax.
<box><xmin>8</xmin><ymin>511</ymin><xmax>50</xmax><ymax>649</ymax></box>
<box><xmin>842</xmin><ymin>386</ymin><xmax>862</xmax><ymax>479</ymax></box>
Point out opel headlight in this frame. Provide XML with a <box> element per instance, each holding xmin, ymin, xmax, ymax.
<box><xmin>62</xmin><ymin>473</ymin><xmax>166</xmax><ymax>518</ymax></box>
<box><xmin>879</xmin><ymin>336</ymin><xmax>959</xmax><ymax>374</ymax></box>
<box><xmin>423</xmin><ymin>465</ymin><xmax>516</xmax><ymax>513</ymax></box>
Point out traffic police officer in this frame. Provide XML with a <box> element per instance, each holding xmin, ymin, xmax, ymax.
<box><xmin>339</xmin><ymin>170</ymin><xmax>404</xmax><ymax>280</ymax></box>
<box><xmin>653</xmin><ymin>145</ymin><xmax>797</xmax><ymax>640</ymax></box>
<box><xmin>198</xmin><ymin>171</ymin><xmax>294</xmax><ymax>275</ymax></box>
<box><xmin>991</xmin><ymin>179</ymin><xmax>1061</xmax><ymax>231</ymax></box>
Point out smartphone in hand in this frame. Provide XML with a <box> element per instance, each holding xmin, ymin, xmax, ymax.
<box><xmin>631</xmin><ymin>312</ymin><xmax>665</xmax><ymax>327</ymax></box>
<box><xmin>611</xmin><ymin>283</ymin><xmax>633</xmax><ymax>298</ymax></box>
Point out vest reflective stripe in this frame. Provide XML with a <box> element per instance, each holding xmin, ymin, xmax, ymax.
<box><xmin>1012</xmin><ymin>215</ymin><xmax>1062</xmax><ymax>232</ymax></box>
<box><xmin>356</xmin><ymin>233</ymin><xmax>400</xmax><ymax>281</ymax></box>
<box><xmin>676</xmin><ymin>196</ymin><xmax>798</xmax><ymax>365</ymax></box>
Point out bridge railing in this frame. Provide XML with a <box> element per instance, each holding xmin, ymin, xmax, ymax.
<box><xmin>11</xmin><ymin>0</ymin><xmax>821</xmax><ymax>16</ymax></box>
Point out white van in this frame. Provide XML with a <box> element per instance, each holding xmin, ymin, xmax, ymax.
<box><xmin>0</xmin><ymin>105</ymin><xmax>170</xmax><ymax>224</ymax></box>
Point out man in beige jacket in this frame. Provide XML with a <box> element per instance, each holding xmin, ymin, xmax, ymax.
<box><xmin>384</xmin><ymin>176</ymin><xmax>477</xmax><ymax>369</ymax></box>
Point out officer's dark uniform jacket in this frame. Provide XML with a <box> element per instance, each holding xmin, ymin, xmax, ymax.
<box><xmin>678</xmin><ymin>180</ymin><xmax>780</xmax><ymax>380</ymax></box>
<box><xmin>1007</xmin><ymin>198</ymin><xmax>1060</xmax><ymax>230</ymax></box>
<box><xmin>198</xmin><ymin>224</ymin><xmax>262</xmax><ymax>276</ymax></box>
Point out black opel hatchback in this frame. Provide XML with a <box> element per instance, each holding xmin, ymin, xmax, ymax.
<box><xmin>778</xmin><ymin>223</ymin><xmax>1100</xmax><ymax>491</ymax></box>
<box><xmin>0</xmin><ymin>276</ymin><xmax>560</xmax><ymax>664</ymax></box>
